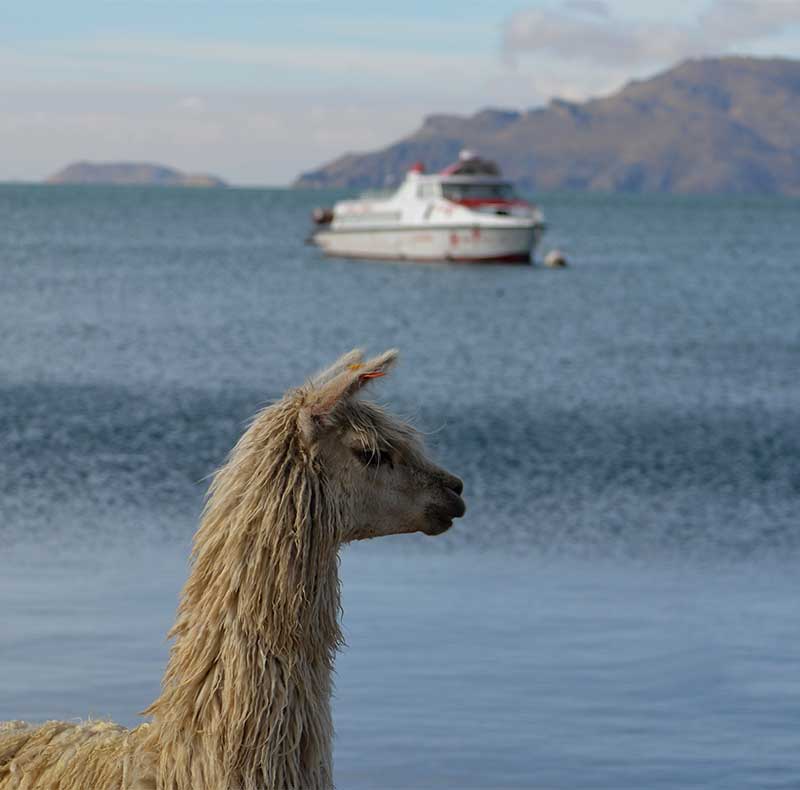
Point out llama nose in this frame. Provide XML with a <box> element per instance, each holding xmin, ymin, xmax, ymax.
<box><xmin>446</xmin><ymin>475</ymin><xmax>464</xmax><ymax>496</ymax></box>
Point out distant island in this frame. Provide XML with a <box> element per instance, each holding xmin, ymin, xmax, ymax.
<box><xmin>46</xmin><ymin>162</ymin><xmax>227</xmax><ymax>187</ymax></box>
<box><xmin>295</xmin><ymin>56</ymin><xmax>800</xmax><ymax>196</ymax></box>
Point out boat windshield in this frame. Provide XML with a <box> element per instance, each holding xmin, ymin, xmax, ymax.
<box><xmin>442</xmin><ymin>182</ymin><xmax>516</xmax><ymax>201</ymax></box>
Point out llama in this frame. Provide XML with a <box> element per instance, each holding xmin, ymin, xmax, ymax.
<box><xmin>0</xmin><ymin>349</ymin><xmax>466</xmax><ymax>790</ymax></box>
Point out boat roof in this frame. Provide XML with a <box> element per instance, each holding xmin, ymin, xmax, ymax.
<box><xmin>405</xmin><ymin>150</ymin><xmax>506</xmax><ymax>183</ymax></box>
<box><xmin>439</xmin><ymin>154</ymin><xmax>500</xmax><ymax>177</ymax></box>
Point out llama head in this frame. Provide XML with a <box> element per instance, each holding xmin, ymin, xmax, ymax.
<box><xmin>298</xmin><ymin>349</ymin><xmax>466</xmax><ymax>541</ymax></box>
<box><xmin>172</xmin><ymin>348</ymin><xmax>466</xmax><ymax>658</ymax></box>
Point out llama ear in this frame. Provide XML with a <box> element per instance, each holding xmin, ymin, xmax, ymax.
<box><xmin>310</xmin><ymin>348</ymin><xmax>365</xmax><ymax>386</ymax></box>
<box><xmin>300</xmin><ymin>349</ymin><xmax>398</xmax><ymax>440</ymax></box>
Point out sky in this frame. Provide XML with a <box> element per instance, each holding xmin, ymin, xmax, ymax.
<box><xmin>3</xmin><ymin>0</ymin><xmax>800</xmax><ymax>185</ymax></box>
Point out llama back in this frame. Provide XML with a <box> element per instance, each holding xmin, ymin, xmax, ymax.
<box><xmin>0</xmin><ymin>719</ymin><xmax>156</xmax><ymax>789</ymax></box>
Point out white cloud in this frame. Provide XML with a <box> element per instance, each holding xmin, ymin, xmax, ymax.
<box><xmin>60</xmin><ymin>37</ymin><xmax>486</xmax><ymax>91</ymax></box>
<box><xmin>0</xmin><ymin>34</ymin><xmax>571</xmax><ymax>184</ymax></box>
<box><xmin>177</xmin><ymin>96</ymin><xmax>205</xmax><ymax>112</ymax></box>
<box><xmin>563</xmin><ymin>0</ymin><xmax>610</xmax><ymax>17</ymax></box>
<box><xmin>0</xmin><ymin>85</ymin><xmax>452</xmax><ymax>184</ymax></box>
<box><xmin>504</xmin><ymin>0</ymin><xmax>800</xmax><ymax>67</ymax></box>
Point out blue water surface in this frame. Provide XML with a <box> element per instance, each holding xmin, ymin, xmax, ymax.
<box><xmin>1</xmin><ymin>184</ymin><xmax>798</xmax><ymax>788</ymax></box>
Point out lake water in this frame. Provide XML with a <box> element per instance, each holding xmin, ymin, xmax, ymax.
<box><xmin>1</xmin><ymin>184</ymin><xmax>798</xmax><ymax>788</ymax></box>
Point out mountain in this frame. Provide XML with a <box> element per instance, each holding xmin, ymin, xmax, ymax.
<box><xmin>46</xmin><ymin>162</ymin><xmax>227</xmax><ymax>187</ymax></box>
<box><xmin>294</xmin><ymin>57</ymin><xmax>800</xmax><ymax>195</ymax></box>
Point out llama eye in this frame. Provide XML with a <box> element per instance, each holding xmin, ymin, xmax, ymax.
<box><xmin>353</xmin><ymin>448</ymin><xmax>393</xmax><ymax>468</ymax></box>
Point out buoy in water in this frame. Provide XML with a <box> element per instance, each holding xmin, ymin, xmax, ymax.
<box><xmin>543</xmin><ymin>249</ymin><xmax>568</xmax><ymax>268</ymax></box>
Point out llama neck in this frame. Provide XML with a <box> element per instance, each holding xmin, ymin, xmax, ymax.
<box><xmin>146</xmin><ymin>420</ymin><xmax>343</xmax><ymax>790</ymax></box>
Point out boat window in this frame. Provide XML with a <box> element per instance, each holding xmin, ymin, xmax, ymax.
<box><xmin>442</xmin><ymin>182</ymin><xmax>515</xmax><ymax>201</ymax></box>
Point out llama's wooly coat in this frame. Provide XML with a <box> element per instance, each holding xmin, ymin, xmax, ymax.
<box><xmin>0</xmin><ymin>349</ymin><xmax>464</xmax><ymax>790</ymax></box>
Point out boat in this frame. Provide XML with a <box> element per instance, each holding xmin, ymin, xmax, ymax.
<box><xmin>309</xmin><ymin>151</ymin><xmax>545</xmax><ymax>263</ymax></box>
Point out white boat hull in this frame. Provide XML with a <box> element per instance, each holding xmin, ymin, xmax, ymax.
<box><xmin>313</xmin><ymin>223</ymin><xmax>543</xmax><ymax>263</ymax></box>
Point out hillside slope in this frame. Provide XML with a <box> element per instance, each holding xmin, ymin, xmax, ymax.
<box><xmin>295</xmin><ymin>58</ymin><xmax>800</xmax><ymax>195</ymax></box>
